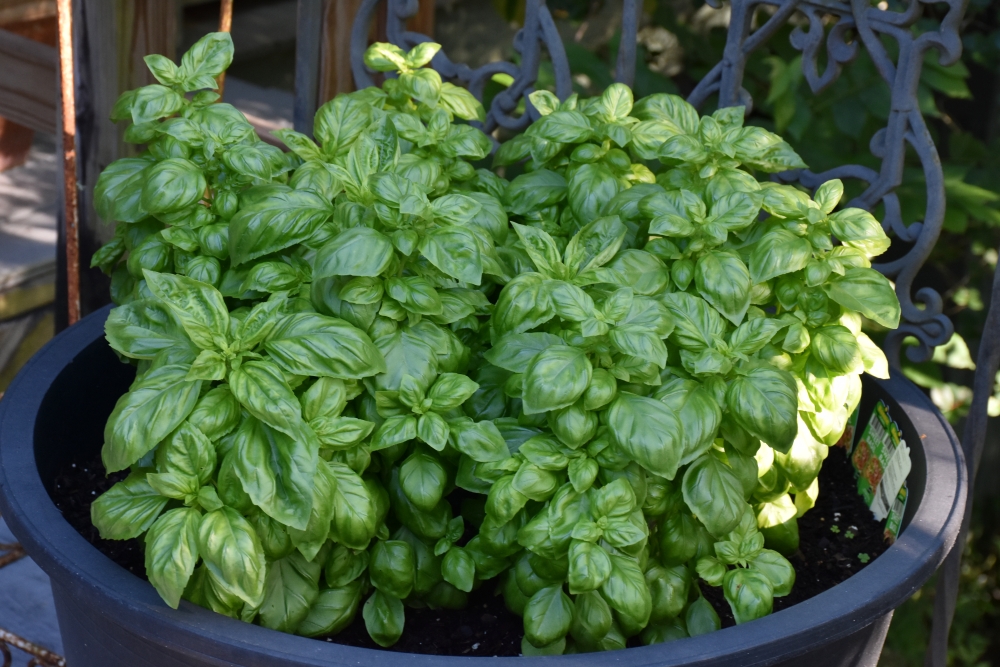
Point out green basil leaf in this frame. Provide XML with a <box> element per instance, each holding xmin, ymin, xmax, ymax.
<box><xmin>105</xmin><ymin>299</ymin><xmax>194</xmax><ymax>359</ymax></box>
<box><xmin>521</xmin><ymin>345</ymin><xmax>592</xmax><ymax>414</ymax></box>
<box><xmin>723</xmin><ymin>568</ymin><xmax>773</xmax><ymax>624</ymax></box>
<box><xmin>131</xmin><ymin>85</ymin><xmax>184</xmax><ymax>125</ymax></box>
<box><xmin>179</xmin><ymin>31</ymin><xmax>233</xmax><ymax>85</ymax></box>
<box><xmin>324</xmin><ymin>544</ymin><xmax>370</xmax><ymax>588</ymax></box>
<box><xmin>449</xmin><ymin>417</ymin><xmax>509</xmax><ymax>462</ymax></box>
<box><xmin>94</xmin><ymin>158</ymin><xmax>151</xmax><ymax>222</ymax></box>
<box><xmin>370</xmin><ymin>415</ymin><xmax>417</xmax><ymax>451</ymax></box>
<box><xmin>504</xmin><ymin>170</ymin><xmax>568</xmax><ymax>215</ymax></box>
<box><xmin>647</xmin><ymin>564</ymin><xmax>690</xmax><ymax>621</ymax></box>
<box><xmin>661</xmin><ymin>292</ymin><xmax>726</xmax><ymax>352</ymax></box>
<box><xmin>729</xmin><ymin>317</ymin><xmax>788</xmax><ymax>356</ymax></box>
<box><xmin>682</xmin><ymin>454</ymin><xmax>746</xmax><ymax>537</ymax></box>
<box><xmin>259</xmin><ymin>551</ymin><xmax>322</xmax><ymax>632</ymax></box>
<box><xmin>145</xmin><ymin>507</ymin><xmax>202</xmax><ymax>608</ymax></box>
<box><xmin>188</xmin><ymin>385</ymin><xmax>241</xmax><ymax>441</ymax></box>
<box><xmin>810</xmin><ymin>324</ymin><xmax>864</xmax><ymax>374</ymax></box>
<box><xmin>103</xmin><ymin>364</ymin><xmax>202</xmax><ymax>473</ymax></box>
<box><xmin>198</xmin><ymin>506</ymin><xmax>266</xmax><ymax>607</ymax></box>
<box><xmin>568</xmin><ymin>163</ymin><xmax>623</xmax><ymax>222</ymax></box>
<box><xmin>568</xmin><ymin>540</ymin><xmax>613</xmax><ymax>594</ymax></box>
<box><xmin>727</xmin><ymin>364</ymin><xmax>798</xmax><ymax>453</ymax></box>
<box><xmin>824</xmin><ymin>267</ymin><xmax>901</xmax><ymax>329</ymax></box>
<box><xmin>373</xmin><ymin>330</ymin><xmax>439</xmax><ymax>392</ymax></box>
<box><xmin>287</xmin><ymin>464</ymin><xmax>337</xmax><ymax>561</ymax></box>
<box><xmin>363</xmin><ymin>589</ymin><xmax>405</xmax><ymax>647</ymax></box>
<box><xmin>232</xmin><ymin>416</ymin><xmax>317</xmax><ymax>530</ymax></box>
<box><xmin>314</xmin><ymin>226</ymin><xmax>395</xmax><ymax>279</ymax></box>
<box><xmin>524</xmin><ymin>585</ymin><xmax>574</xmax><ymax>647</ymax></box>
<box><xmin>265</xmin><ymin>312</ymin><xmax>385</xmax><ymax>379</ymax></box>
<box><xmin>749</xmin><ymin>229</ymin><xmax>813</xmax><ymax>284</ymax></box>
<box><xmin>695</xmin><ymin>250</ymin><xmax>751</xmax><ymax>326</ymax></box>
<box><xmin>685</xmin><ymin>596</ymin><xmax>721</xmax><ymax>636</ymax></box>
<box><xmin>441</xmin><ymin>547</ymin><xmax>475</xmax><ymax>592</ymax></box>
<box><xmin>607</xmin><ymin>392</ymin><xmax>682</xmax><ymax>479</ymax></box>
<box><xmin>400</xmin><ymin>451</ymin><xmax>448</xmax><ymax>511</ymax></box>
<box><xmin>749</xmin><ymin>549</ymin><xmax>795</xmax><ymax>597</ymax></box>
<box><xmin>155</xmin><ymin>421</ymin><xmax>216</xmax><ymax>484</ymax></box>
<box><xmin>230</xmin><ymin>190</ymin><xmax>333</xmax><ymax>266</ymax></box>
<box><xmin>370</xmin><ymin>540</ymin><xmax>416</xmax><ymax>599</ymax></box>
<box><xmin>314</xmin><ymin>96</ymin><xmax>372</xmax><ymax>155</ymax></box>
<box><xmin>91</xmin><ymin>471</ymin><xmax>169</xmax><ymax>540</ymax></box>
<box><xmin>570</xmin><ymin>590</ymin><xmax>614</xmax><ymax>644</ymax></box>
<box><xmin>829</xmin><ymin>208</ymin><xmax>890</xmax><ymax>256</ymax></box>
<box><xmin>229</xmin><ymin>359</ymin><xmax>312</xmax><ymax>440</ymax></box>
<box><xmin>493</xmin><ymin>273</ymin><xmax>556</xmax><ymax>336</ymax></box>
<box><xmin>564</xmin><ymin>214</ymin><xmax>627</xmax><ymax>275</ymax></box>
<box><xmin>329</xmin><ymin>462</ymin><xmax>377</xmax><ymax>549</ymax></box>
<box><xmin>143</xmin><ymin>270</ymin><xmax>229</xmax><ymax>351</ymax></box>
<box><xmin>297</xmin><ymin>581</ymin><xmax>364</xmax><ymax>637</ymax></box>
<box><xmin>419</xmin><ymin>226</ymin><xmax>483</xmax><ymax>284</ymax></box>
<box><xmin>601</xmin><ymin>554</ymin><xmax>652</xmax><ymax>630</ymax></box>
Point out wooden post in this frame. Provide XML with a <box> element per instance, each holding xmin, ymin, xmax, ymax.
<box><xmin>315</xmin><ymin>0</ymin><xmax>437</xmax><ymax>102</ymax></box>
<box><xmin>55</xmin><ymin>0</ymin><xmax>177</xmax><ymax>328</ymax></box>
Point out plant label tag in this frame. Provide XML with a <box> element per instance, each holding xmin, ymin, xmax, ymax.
<box><xmin>851</xmin><ymin>399</ymin><xmax>911</xmax><ymax>521</ymax></box>
<box><xmin>883</xmin><ymin>483</ymin><xmax>908</xmax><ymax>544</ymax></box>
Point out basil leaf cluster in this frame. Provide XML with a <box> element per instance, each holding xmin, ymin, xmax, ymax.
<box><xmin>90</xmin><ymin>33</ymin><xmax>900</xmax><ymax>653</ymax></box>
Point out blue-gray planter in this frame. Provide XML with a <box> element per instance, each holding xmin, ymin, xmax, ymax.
<box><xmin>0</xmin><ymin>306</ymin><xmax>966</xmax><ymax>667</ymax></box>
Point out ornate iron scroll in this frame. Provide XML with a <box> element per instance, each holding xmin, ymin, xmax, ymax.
<box><xmin>350</xmin><ymin>0</ymin><xmax>968</xmax><ymax>368</ymax></box>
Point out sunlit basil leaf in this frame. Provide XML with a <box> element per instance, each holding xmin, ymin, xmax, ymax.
<box><xmin>266</xmin><ymin>312</ymin><xmax>386</xmax><ymax>379</ymax></box>
<box><xmin>824</xmin><ymin>267</ymin><xmax>900</xmax><ymax>329</ymax></box>
<box><xmin>829</xmin><ymin>208</ymin><xmax>890</xmax><ymax>256</ymax></box>
<box><xmin>695</xmin><ymin>250</ymin><xmax>751</xmax><ymax>326</ymax></box>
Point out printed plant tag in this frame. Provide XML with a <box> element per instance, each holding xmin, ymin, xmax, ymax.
<box><xmin>883</xmin><ymin>483</ymin><xmax>908</xmax><ymax>543</ymax></box>
<box><xmin>851</xmin><ymin>399</ymin><xmax>911</xmax><ymax>521</ymax></box>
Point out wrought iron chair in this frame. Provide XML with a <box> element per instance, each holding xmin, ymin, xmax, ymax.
<box><xmin>338</xmin><ymin>1</ymin><xmax>995</xmax><ymax>665</ymax></box>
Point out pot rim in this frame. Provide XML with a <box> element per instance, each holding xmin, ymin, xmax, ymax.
<box><xmin>0</xmin><ymin>305</ymin><xmax>967</xmax><ymax>667</ymax></box>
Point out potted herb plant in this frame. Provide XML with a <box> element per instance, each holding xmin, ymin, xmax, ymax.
<box><xmin>0</xmin><ymin>33</ymin><xmax>965</xmax><ymax>667</ymax></box>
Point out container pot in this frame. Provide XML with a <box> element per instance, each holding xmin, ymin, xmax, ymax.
<box><xmin>0</xmin><ymin>306</ymin><xmax>967</xmax><ymax>667</ymax></box>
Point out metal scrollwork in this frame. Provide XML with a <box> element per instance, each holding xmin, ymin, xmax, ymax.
<box><xmin>350</xmin><ymin>0</ymin><xmax>968</xmax><ymax>368</ymax></box>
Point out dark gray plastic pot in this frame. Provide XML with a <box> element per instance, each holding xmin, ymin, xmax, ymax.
<box><xmin>0</xmin><ymin>306</ymin><xmax>966</xmax><ymax>667</ymax></box>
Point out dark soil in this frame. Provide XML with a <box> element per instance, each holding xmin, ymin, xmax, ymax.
<box><xmin>50</xmin><ymin>444</ymin><xmax>889</xmax><ymax>655</ymax></box>
<box><xmin>51</xmin><ymin>461</ymin><xmax>147</xmax><ymax>579</ymax></box>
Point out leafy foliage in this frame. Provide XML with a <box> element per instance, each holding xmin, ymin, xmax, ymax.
<box><xmin>90</xmin><ymin>32</ymin><xmax>898</xmax><ymax>652</ymax></box>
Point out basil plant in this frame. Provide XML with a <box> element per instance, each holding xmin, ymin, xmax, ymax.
<box><xmin>477</xmin><ymin>85</ymin><xmax>898</xmax><ymax>652</ymax></box>
<box><xmin>88</xmin><ymin>31</ymin><xmax>900</xmax><ymax>654</ymax></box>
